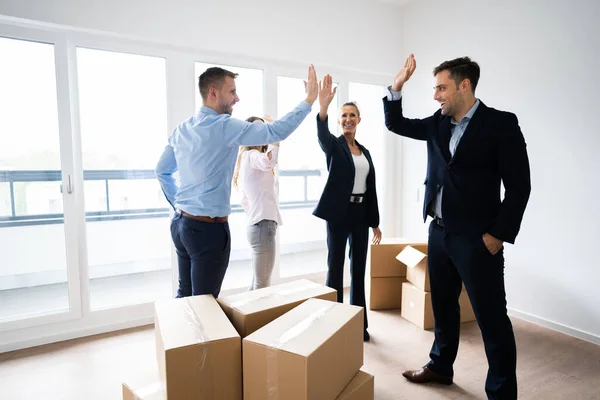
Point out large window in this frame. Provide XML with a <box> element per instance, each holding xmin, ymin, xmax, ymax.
<box><xmin>276</xmin><ymin>76</ymin><xmax>339</xmax><ymax>277</ymax></box>
<box><xmin>76</xmin><ymin>48</ymin><xmax>171</xmax><ymax>310</ymax></box>
<box><xmin>0</xmin><ymin>22</ymin><xmax>395</xmax><ymax>352</ymax></box>
<box><xmin>0</xmin><ymin>37</ymin><xmax>69</xmax><ymax>321</ymax></box>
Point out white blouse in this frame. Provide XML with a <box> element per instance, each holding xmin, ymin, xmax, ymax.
<box><xmin>351</xmin><ymin>152</ymin><xmax>370</xmax><ymax>194</ymax></box>
<box><xmin>239</xmin><ymin>145</ymin><xmax>282</xmax><ymax>226</ymax></box>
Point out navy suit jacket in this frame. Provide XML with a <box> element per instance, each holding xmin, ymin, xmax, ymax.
<box><xmin>312</xmin><ymin>115</ymin><xmax>380</xmax><ymax>228</ymax></box>
<box><xmin>383</xmin><ymin>97</ymin><xmax>531</xmax><ymax>244</ymax></box>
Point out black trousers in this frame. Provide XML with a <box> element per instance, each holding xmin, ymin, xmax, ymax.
<box><xmin>426</xmin><ymin>220</ymin><xmax>517</xmax><ymax>400</ymax></box>
<box><xmin>325</xmin><ymin>202</ymin><xmax>369</xmax><ymax>330</ymax></box>
<box><xmin>170</xmin><ymin>212</ymin><xmax>231</xmax><ymax>298</ymax></box>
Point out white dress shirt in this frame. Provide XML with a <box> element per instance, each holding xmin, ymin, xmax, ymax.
<box><xmin>351</xmin><ymin>152</ymin><xmax>370</xmax><ymax>194</ymax></box>
<box><xmin>239</xmin><ymin>145</ymin><xmax>282</xmax><ymax>226</ymax></box>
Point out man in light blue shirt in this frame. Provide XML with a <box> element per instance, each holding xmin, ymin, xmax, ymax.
<box><xmin>156</xmin><ymin>65</ymin><xmax>319</xmax><ymax>298</ymax></box>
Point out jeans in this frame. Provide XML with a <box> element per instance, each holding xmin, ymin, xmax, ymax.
<box><xmin>246</xmin><ymin>219</ymin><xmax>277</xmax><ymax>290</ymax></box>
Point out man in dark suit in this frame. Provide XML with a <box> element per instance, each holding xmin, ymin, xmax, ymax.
<box><xmin>383</xmin><ymin>54</ymin><xmax>531</xmax><ymax>400</ymax></box>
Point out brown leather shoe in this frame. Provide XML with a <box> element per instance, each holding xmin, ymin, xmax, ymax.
<box><xmin>402</xmin><ymin>366</ymin><xmax>453</xmax><ymax>385</ymax></box>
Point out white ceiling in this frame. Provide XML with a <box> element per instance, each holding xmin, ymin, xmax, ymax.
<box><xmin>373</xmin><ymin>0</ymin><xmax>414</xmax><ymax>6</ymax></box>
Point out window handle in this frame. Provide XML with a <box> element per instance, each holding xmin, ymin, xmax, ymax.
<box><xmin>66</xmin><ymin>174</ymin><xmax>73</xmax><ymax>194</ymax></box>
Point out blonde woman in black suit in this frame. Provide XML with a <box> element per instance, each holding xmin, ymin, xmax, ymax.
<box><xmin>313</xmin><ymin>74</ymin><xmax>382</xmax><ymax>342</ymax></box>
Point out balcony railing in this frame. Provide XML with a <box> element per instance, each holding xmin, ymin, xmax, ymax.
<box><xmin>0</xmin><ymin>169</ymin><xmax>322</xmax><ymax>228</ymax></box>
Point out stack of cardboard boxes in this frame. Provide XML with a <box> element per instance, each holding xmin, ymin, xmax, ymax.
<box><xmin>369</xmin><ymin>239</ymin><xmax>428</xmax><ymax>310</ymax></box>
<box><xmin>397</xmin><ymin>244</ymin><xmax>476</xmax><ymax>329</ymax></box>
<box><xmin>122</xmin><ymin>279</ymin><xmax>375</xmax><ymax>400</ymax></box>
<box><xmin>369</xmin><ymin>239</ymin><xmax>476</xmax><ymax>330</ymax></box>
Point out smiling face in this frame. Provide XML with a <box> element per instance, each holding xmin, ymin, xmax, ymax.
<box><xmin>433</xmin><ymin>70</ymin><xmax>463</xmax><ymax>118</ymax></box>
<box><xmin>214</xmin><ymin>76</ymin><xmax>239</xmax><ymax>115</ymax></box>
<box><xmin>433</xmin><ymin>69</ymin><xmax>475</xmax><ymax>121</ymax></box>
<box><xmin>338</xmin><ymin>104</ymin><xmax>361</xmax><ymax>135</ymax></box>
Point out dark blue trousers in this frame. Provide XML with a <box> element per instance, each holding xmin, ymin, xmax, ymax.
<box><xmin>426</xmin><ymin>221</ymin><xmax>517</xmax><ymax>400</ymax></box>
<box><xmin>325</xmin><ymin>202</ymin><xmax>369</xmax><ymax>330</ymax></box>
<box><xmin>170</xmin><ymin>212</ymin><xmax>231</xmax><ymax>298</ymax></box>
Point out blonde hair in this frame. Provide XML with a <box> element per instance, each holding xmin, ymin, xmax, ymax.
<box><xmin>233</xmin><ymin>145</ymin><xmax>267</xmax><ymax>189</ymax></box>
<box><xmin>232</xmin><ymin>116</ymin><xmax>273</xmax><ymax>189</ymax></box>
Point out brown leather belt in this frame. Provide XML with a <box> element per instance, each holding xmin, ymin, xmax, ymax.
<box><xmin>181</xmin><ymin>211</ymin><xmax>228</xmax><ymax>223</ymax></box>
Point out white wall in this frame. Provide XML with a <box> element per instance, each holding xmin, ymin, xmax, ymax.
<box><xmin>399</xmin><ymin>0</ymin><xmax>600</xmax><ymax>343</ymax></box>
<box><xmin>0</xmin><ymin>0</ymin><xmax>404</xmax><ymax>75</ymax></box>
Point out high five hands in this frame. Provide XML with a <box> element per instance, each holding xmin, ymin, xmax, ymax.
<box><xmin>303</xmin><ymin>65</ymin><xmax>319</xmax><ymax>106</ymax></box>
<box><xmin>392</xmin><ymin>53</ymin><xmax>417</xmax><ymax>92</ymax></box>
<box><xmin>318</xmin><ymin>74</ymin><xmax>337</xmax><ymax>121</ymax></box>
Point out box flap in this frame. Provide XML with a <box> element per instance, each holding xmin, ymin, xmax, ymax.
<box><xmin>396</xmin><ymin>245</ymin><xmax>427</xmax><ymax>269</ymax></box>
<box><xmin>336</xmin><ymin>369</ymin><xmax>374</xmax><ymax>399</ymax></box>
<box><xmin>123</xmin><ymin>381</ymin><xmax>165</xmax><ymax>400</ymax></box>
<box><xmin>244</xmin><ymin>298</ymin><xmax>361</xmax><ymax>357</ymax></box>
<box><xmin>219</xmin><ymin>279</ymin><xmax>334</xmax><ymax>314</ymax></box>
<box><xmin>122</xmin><ymin>368</ymin><xmax>165</xmax><ymax>400</ymax></box>
<box><xmin>155</xmin><ymin>295</ymin><xmax>239</xmax><ymax>351</ymax></box>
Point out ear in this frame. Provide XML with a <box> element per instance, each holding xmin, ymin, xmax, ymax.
<box><xmin>209</xmin><ymin>87</ymin><xmax>218</xmax><ymax>99</ymax></box>
<box><xmin>357</xmin><ymin>116</ymin><xmax>362</xmax><ymax>125</ymax></box>
<box><xmin>460</xmin><ymin>78</ymin><xmax>470</xmax><ymax>92</ymax></box>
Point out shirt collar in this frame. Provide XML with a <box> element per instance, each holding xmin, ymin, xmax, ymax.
<box><xmin>198</xmin><ymin>105</ymin><xmax>219</xmax><ymax>117</ymax></box>
<box><xmin>452</xmin><ymin>98</ymin><xmax>480</xmax><ymax>125</ymax></box>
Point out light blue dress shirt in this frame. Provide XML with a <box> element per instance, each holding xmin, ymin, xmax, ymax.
<box><xmin>387</xmin><ymin>87</ymin><xmax>480</xmax><ymax>218</ymax></box>
<box><xmin>156</xmin><ymin>101</ymin><xmax>311</xmax><ymax>217</ymax></box>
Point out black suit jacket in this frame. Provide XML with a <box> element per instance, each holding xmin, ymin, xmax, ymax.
<box><xmin>384</xmin><ymin>97</ymin><xmax>531</xmax><ymax>244</ymax></box>
<box><xmin>312</xmin><ymin>115</ymin><xmax>380</xmax><ymax>228</ymax></box>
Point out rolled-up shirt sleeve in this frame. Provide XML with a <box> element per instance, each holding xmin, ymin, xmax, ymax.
<box><xmin>155</xmin><ymin>143</ymin><xmax>178</xmax><ymax>209</ymax></box>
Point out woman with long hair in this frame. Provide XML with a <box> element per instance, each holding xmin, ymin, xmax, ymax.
<box><xmin>233</xmin><ymin>116</ymin><xmax>281</xmax><ymax>290</ymax></box>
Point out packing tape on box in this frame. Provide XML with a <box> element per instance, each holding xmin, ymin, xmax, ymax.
<box><xmin>133</xmin><ymin>382</ymin><xmax>163</xmax><ymax>399</ymax></box>
<box><xmin>183</xmin><ymin>298</ymin><xmax>212</xmax><ymax>383</ymax></box>
<box><xmin>229</xmin><ymin>280</ymin><xmax>322</xmax><ymax>309</ymax></box>
<box><xmin>265</xmin><ymin>301</ymin><xmax>339</xmax><ymax>398</ymax></box>
<box><xmin>184</xmin><ymin>298</ymin><xmax>209</xmax><ymax>343</ymax></box>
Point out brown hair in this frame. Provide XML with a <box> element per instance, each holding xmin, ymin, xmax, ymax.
<box><xmin>232</xmin><ymin>117</ymin><xmax>272</xmax><ymax>189</ymax></box>
<box><xmin>198</xmin><ymin>67</ymin><xmax>239</xmax><ymax>101</ymax></box>
<box><xmin>433</xmin><ymin>57</ymin><xmax>480</xmax><ymax>93</ymax></box>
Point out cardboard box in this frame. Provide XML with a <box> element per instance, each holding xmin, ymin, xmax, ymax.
<box><xmin>217</xmin><ymin>279</ymin><xmax>337</xmax><ymax>337</ymax></box>
<box><xmin>369</xmin><ymin>277</ymin><xmax>407</xmax><ymax>310</ymax></box>
<box><xmin>336</xmin><ymin>369</ymin><xmax>374</xmax><ymax>400</ymax></box>
<box><xmin>400</xmin><ymin>282</ymin><xmax>434</xmax><ymax>329</ymax></box>
<box><xmin>154</xmin><ymin>295</ymin><xmax>242</xmax><ymax>400</ymax></box>
<box><xmin>401</xmin><ymin>283</ymin><xmax>477</xmax><ymax>329</ymax></box>
<box><xmin>122</xmin><ymin>369</ymin><xmax>164</xmax><ymax>400</ymax></box>
<box><xmin>396</xmin><ymin>245</ymin><xmax>430</xmax><ymax>291</ymax></box>
<box><xmin>243</xmin><ymin>298</ymin><xmax>363</xmax><ymax>400</ymax></box>
<box><xmin>370</xmin><ymin>239</ymin><xmax>427</xmax><ymax>278</ymax></box>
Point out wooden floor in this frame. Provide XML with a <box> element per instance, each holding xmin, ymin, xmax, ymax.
<box><xmin>1</xmin><ymin>307</ymin><xmax>599</xmax><ymax>399</ymax></box>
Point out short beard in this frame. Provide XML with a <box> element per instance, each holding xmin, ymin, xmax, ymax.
<box><xmin>219</xmin><ymin>103</ymin><xmax>232</xmax><ymax>115</ymax></box>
